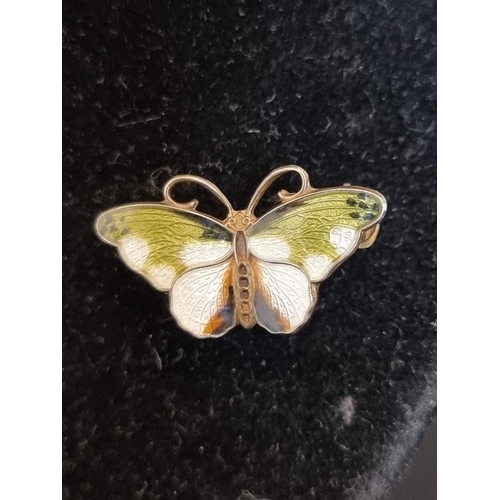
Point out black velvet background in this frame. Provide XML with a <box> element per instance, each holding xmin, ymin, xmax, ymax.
<box><xmin>62</xmin><ymin>1</ymin><xmax>436</xmax><ymax>499</ymax></box>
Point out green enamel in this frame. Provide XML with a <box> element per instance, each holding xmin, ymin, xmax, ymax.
<box><xmin>96</xmin><ymin>204</ymin><xmax>232</xmax><ymax>282</ymax></box>
<box><xmin>248</xmin><ymin>189</ymin><xmax>385</xmax><ymax>269</ymax></box>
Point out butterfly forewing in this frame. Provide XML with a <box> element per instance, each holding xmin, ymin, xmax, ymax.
<box><xmin>247</xmin><ymin>188</ymin><xmax>386</xmax><ymax>283</ymax></box>
<box><xmin>95</xmin><ymin>204</ymin><xmax>233</xmax><ymax>291</ymax></box>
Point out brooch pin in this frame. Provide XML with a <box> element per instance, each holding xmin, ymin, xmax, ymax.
<box><xmin>95</xmin><ymin>166</ymin><xmax>387</xmax><ymax>338</ymax></box>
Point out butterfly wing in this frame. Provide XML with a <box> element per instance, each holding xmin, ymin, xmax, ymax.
<box><xmin>247</xmin><ymin>188</ymin><xmax>386</xmax><ymax>282</ymax></box>
<box><xmin>170</xmin><ymin>258</ymin><xmax>236</xmax><ymax>338</ymax></box>
<box><xmin>95</xmin><ymin>204</ymin><xmax>233</xmax><ymax>291</ymax></box>
<box><xmin>251</xmin><ymin>257</ymin><xmax>316</xmax><ymax>334</ymax></box>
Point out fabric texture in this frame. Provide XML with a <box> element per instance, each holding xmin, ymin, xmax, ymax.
<box><xmin>63</xmin><ymin>1</ymin><xmax>436</xmax><ymax>499</ymax></box>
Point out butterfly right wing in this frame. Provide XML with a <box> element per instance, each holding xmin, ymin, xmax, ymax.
<box><xmin>251</xmin><ymin>256</ymin><xmax>316</xmax><ymax>334</ymax></box>
<box><xmin>95</xmin><ymin>204</ymin><xmax>233</xmax><ymax>291</ymax></box>
<box><xmin>247</xmin><ymin>188</ymin><xmax>386</xmax><ymax>283</ymax></box>
<box><xmin>246</xmin><ymin>188</ymin><xmax>386</xmax><ymax>334</ymax></box>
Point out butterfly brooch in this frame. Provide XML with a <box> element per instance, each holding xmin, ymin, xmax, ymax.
<box><xmin>95</xmin><ymin>166</ymin><xmax>387</xmax><ymax>338</ymax></box>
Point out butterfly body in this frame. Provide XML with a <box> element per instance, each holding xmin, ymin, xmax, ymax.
<box><xmin>233</xmin><ymin>230</ymin><xmax>256</xmax><ymax>329</ymax></box>
<box><xmin>95</xmin><ymin>166</ymin><xmax>387</xmax><ymax>338</ymax></box>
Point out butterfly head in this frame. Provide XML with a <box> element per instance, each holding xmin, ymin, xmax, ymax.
<box><xmin>225</xmin><ymin>211</ymin><xmax>256</xmax><ymax>232</ymax></box>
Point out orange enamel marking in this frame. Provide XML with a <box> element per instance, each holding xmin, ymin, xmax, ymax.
<box><xmin>203</xmin><ymin>263</ymin><xmax>235</xmax><ymax>335</ymax></box>
<box><xmin>277</xmin><ymin>310</ymin><xmax>292</xmax><ymax>332</ymax></box>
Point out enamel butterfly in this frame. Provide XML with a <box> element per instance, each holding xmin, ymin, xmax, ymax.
<box><xmin>95</xmin><ymin>166</ymin><xmax>387</xmax><ymax>338</ymax></box>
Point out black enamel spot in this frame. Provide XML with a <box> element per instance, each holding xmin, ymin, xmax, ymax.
<box><xmin>346</xmin><ymin>198</ymin><xmax>357</xmax><ymax>207</ymax></box>
<box><xmin>350</xmin><ymin>212</ymin><xmax>361</xmax><ymax>219</ymax></box>
<box><xmin>201</xmin><ymin>224</ymin><xmax>231</xmax><ymax>241</ymax></box>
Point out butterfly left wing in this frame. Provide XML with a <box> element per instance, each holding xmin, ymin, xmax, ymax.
<box><xmin>95</xmin><ymin>204</ymin><xmax>234</xmax><ymax>292</ymax></box>
<box><xmin>96</xmin><ymin>203</ymin><xmax>237</xmax><ymax>338</ymax></box>
<box><xmin>247</xmin><ymin>188</ymin><xmax>386</xmax><ymax>283</ymax></box>
<box><xmin>170</xmin><ymin>259</ymin><xmax>237</xmax><ymax>338</ymax></box>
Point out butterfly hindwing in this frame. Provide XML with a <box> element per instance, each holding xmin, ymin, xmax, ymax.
<box><xmin>248</xmin><ymin>188</ymin><xmax>386</xmax><ymax>282</ymax></box>
<box><xmin>95</xmin><ymin>204</ymin><xmax>233</xmax><ymax>291</ymax></box>
<box><xmin>252</xmin><ymin>257</ymin><xmax>316</xmax><ymax>334</ymax></box>
<box><xmin>170</xmin><ymin>259</ymin><xmax>236</xmax><ymax>338</ymax></box>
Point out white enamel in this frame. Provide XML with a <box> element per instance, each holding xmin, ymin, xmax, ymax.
<box><xmin>329</xmin><ymin>226</ymin><xmax>356</xmax><ymax>254</ymax></box>
<box><xmin>170</xmin><ymin>259</ymin><xmax>234</xmax><ymax>338</ymax></box>
<box><xmin>148</xmin><ymin>264</ymin><xmax>177</xmax><ymax>290</ymax></box>
<box><xmin>254</xmin><ymin>259</ymin><xmax>314</xmax><ymax>333</ymax></box>
<box><xmin>304</xmin><ymin>254</ymin><xmax>333</xmax><ymax>281</ymax></box>
<box><xmin>248</xmin><ymin>236</ymin><xmax>291</xmax><ymax>260</ymax></box>
<box><xmin>121</xmin><ymin>237</ymin><xmax>150</xmax><ymax>267</ymax></box>
<box><xmin>180</xmin><ymin>240</ymin><xmax>232</xmax><ymax>267</ymax></box>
